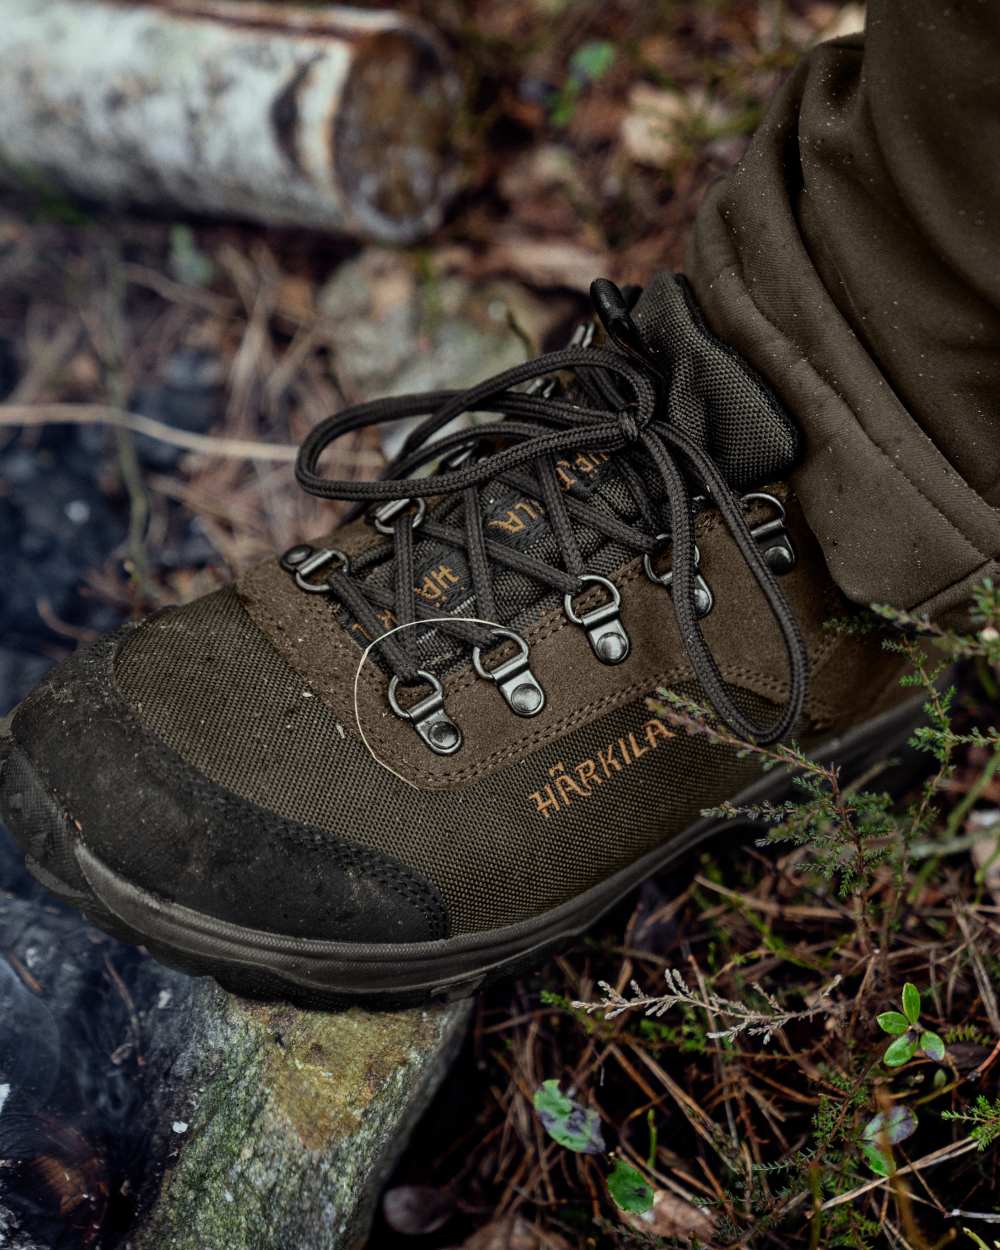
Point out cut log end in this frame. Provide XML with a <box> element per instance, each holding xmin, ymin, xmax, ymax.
<box><xmin>336</xmin><ymin>29</ymin><xmax>462</xmax><ymax>241</ymax></box>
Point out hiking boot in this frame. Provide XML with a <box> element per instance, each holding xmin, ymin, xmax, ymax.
<box><xmin>0</xmin><ymin>273</ymin><xmax>924</xmax><ymax>1008</ymax></box>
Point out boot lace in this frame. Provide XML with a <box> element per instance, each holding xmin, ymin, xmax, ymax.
<box><xmin>287</xmin><ymin>279</ymin><xmax>808</xmax><ymax>754</ymax></box>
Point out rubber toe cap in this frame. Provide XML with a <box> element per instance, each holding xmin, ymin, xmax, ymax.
<box><xmin>5</xmin><ymin>633</ymin><xmax>448</xmax><ymax>944</ymax></box>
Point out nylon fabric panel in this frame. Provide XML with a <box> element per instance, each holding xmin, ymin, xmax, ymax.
<box><xmin>630</xmin><ymin>273</ymin><xmax>800</xmax><ymax>489</ymax></box>
<box><xmin>114</xmin><ymin>588</ymin><xmax>774</xmax><ymax>934</ymax></box>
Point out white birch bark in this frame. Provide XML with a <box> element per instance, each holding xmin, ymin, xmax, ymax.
<box><xmin>0</xmin><ymin>0</ymin><xmax>462</xmax><ymax>242</ymax></box>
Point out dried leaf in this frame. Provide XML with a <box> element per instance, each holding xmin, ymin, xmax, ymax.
<box><xmin>480</xmin><ymin>238</ymin><xmax>611</xmax><ymax>293</ymax></box>
<box><xmin>621</xmin><ymin>83</ymin><xmax>730</xmax><ymax>168</ymax></box>
<box><xmin>620</xmin><ymin>1187</ymin><xmax>717</xmax><ymax>1239</ymax></box>
<box><xmin>454</xmin><ymin>1215</ymin><xmax>573</xmax><ymax>1250</ymax></box>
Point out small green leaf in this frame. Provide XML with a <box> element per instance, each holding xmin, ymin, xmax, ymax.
<box><xmin>883</xmin><ymin>1033</ymin><xmax>917</xmax><ymax>1067</ymax></box>
<box><xmin>862</xmin><ymin>1143</ymin><xmax>893</xmax><ymax>1176</ymax></box>
<box><xmin>863</xmin><ymin>1105</ymin><xmax>918</xmax><ymax>1146</ymax></box>
<box><xmin>533</xmin><ymin>1081</ymin><xmax>605</xmax><ymax>1154</ymax></box>
<box><xmin>920</xmin><ymin>1030</ymin><xmax>946</xmax><ymax>1062</ymax></box>
<box><xmin>901</xmin><ymin>983</ymin><xmax>922</xmax><ymax>1026</ymax></box>
<box><xmin>606</xmin><ymin>1158</ymin><xmax>654</xmax><ymax>1214</ymax></box>
<box><xmin>168</xmin><ymin>224</ymin><xmax>216</xmax><ymax>288</ymax></box>
<box><xmin>569</xmin><ymin>40</ymin><xmax>616</xmax><ymax>84</ymax></box>
<box><xmin>877</xmin><ymin>1011</ymin><xmax>910</xmax><ymax>1036</ymax></box>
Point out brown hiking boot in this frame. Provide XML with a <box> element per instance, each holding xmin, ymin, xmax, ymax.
<box><xmin>0</xmin><ymin>273</ymin><xmax>923</xmax><ymax>1007</ymax></box>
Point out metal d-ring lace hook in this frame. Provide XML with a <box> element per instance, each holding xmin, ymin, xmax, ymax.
<box><xmin>372</xmin><ymin>496</ymin><xmax>427</xmax><ymax>535</ymax></box>
<box><xmin>525</xmin><ymin>321</ymin><xmax>595</xmax><ymax>398</ymax></box>
<box><xmin>387</xmin><ymin>670</ymin><xmax>462</xmax><ymax>756</ymax></box>
<box><xmin>472</xmin><ymin>628</ymin><xmax>546</xmax><ymax>717</ymax></box>
<box><xmin>643</xmin><ymin>537</ymin><xmax>714</xmax><ymax>618</ymax></box>
<box><xmin>741</xmin><ymin>492</ymin><xmax>796</xmax><ymax>574</ymax></box>
<box><xmin>280</xmin><ymin>545</ymin><xmax>350</xmax><ymax>592</ymax></box>
<box><xmin>563</xmin><ymin>574</ymin><xmax>630</xmax><ymax>664</ymax></box>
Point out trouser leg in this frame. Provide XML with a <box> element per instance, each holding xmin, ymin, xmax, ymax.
<box><xmin>687</xmin><ymin>0</ymin><xmax>1000</xmax><ymax>617</ymax></box>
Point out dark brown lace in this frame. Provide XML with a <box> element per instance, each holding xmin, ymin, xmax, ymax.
<box><xmin>294</xmin><ymin>283</ymin><xmax>807</xmax><ymax>745</ymax></box>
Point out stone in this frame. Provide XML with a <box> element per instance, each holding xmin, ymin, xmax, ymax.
<box><xmin>318</xmin><ymin>249</ymin><xmax>559</xmax><ymax>460</ymax></box>
<box><xmin>0</xmin><ymin>824</ymin><xmax>188</xmax><ymax>1245</ymax></box>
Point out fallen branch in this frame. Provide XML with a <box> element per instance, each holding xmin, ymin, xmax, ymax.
<box><xmin>0</xmin><ymin>402</ymin><xmax>298</xmax><ymax>462</ymax></box>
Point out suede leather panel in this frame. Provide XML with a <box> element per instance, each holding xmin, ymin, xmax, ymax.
<box><xmin>9</xmin><ymin>635</ymin><xmax>448</xmax><ymax>943</ymax></box>
<box><xmin>63</xmin><ymin>496</ymin><xmax>920</xmax><ymax>934</ymax></box>
<box><xmin>237</xmin><ymin>492</ymin><xmax>907</xmax><ymax>789</ymax></box>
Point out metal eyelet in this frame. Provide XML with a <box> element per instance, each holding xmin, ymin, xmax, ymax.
<box><xmin>472</xmin><ymin>629</ymin><xmax>546</xmax><ymax>717</ymax></box>
<box><xmin>281</xmin><ymin>545</ymin><xmax>349</xmax><ymax>593</ymax></box>
<box><xmin>280</xmin><ymin>544</ymin><xmax>314</xmax><ymax>572</ymax></box>
<box><xmin>643</xmin><ymin>537</ymin><xmax>714</xmax><ymax>618</ymax></box>
<box><xmin>742</xmin><ymin>492</ymin><xmax>796</xmax><ymax>574</ymax></box>
<box><xmin>373</xmin><ymin>497</ymin><xmax>427</xmax><ymax>535</ymax></box>
<box><xmin>388</xmin><ymin>670</ymin><xmax>462</xmax><ymax>756</ymax></box>
<box><xmin>563</xmin><ymin>574</ymin><xmax>630</xmax><ymax>665</ymax></box>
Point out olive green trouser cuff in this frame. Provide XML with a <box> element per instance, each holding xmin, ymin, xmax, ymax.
<box><xmin>687</xmin><ymin>1</ymin><xmax>1000</xmax><ymax>618</ymax></box>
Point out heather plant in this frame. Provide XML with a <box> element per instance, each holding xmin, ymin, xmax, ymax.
<box><xmin>942</xmin><ymin>1097</ymin><xmax>1000</xmax><ymax>1151</ymax></box>
<box><xmin>475</xmin><ymin>586</ymin><xmax>1000</xmax><ymax>1249</ymax></box>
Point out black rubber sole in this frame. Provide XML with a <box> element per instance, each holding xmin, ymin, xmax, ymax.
<box><xmin>0</xmin><ymin>694</ymin><xmax>930</xmax><ymax>1010</ymax></box>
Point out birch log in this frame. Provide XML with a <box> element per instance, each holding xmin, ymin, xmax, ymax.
<box><xmin>0</xmin><ymin>0</ymin><xmax>463</xmax><ymax>242</ymax></box>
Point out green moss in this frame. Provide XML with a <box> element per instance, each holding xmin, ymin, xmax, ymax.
<box><xmin>259</xmin><ymin>1003</ymin><xmax>445</xmax><ymax>1150</ymax></box>
<box><xmin>133</xmin><ymin>985</ymin><xmax>469</xmax><ymax>1250</ymax></box>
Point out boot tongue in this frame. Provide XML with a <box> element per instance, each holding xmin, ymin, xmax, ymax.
<box><xmin>629</xmin><ymin>271</ymin><xmax>799</xmax><ymax>488</ymax></box>
<box><xmin>346</xmin><ymin>272</ymin><xmax>799</xmax><ymax>668</ymax></box>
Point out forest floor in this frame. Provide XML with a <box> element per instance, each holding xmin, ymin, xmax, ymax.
<box><xmin>2</xmin><ymin>2</ymin><xmax>999</xmax><ymax>1248</ymax></box>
